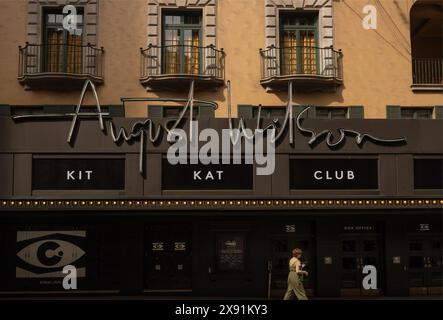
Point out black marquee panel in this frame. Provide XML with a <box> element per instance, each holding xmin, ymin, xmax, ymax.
<box><xmin>290</xmin><ymin>159</ymin><xmax>379</xmax><ymax>190</ymax></box>
<box><xmin>162</xmin><ymin>159</ymin><xmax>254</xmax><ymax>190</ymax></box>
<box><xmin>32</xmin><ymin>159</ymin><xmax>125</xmax><ymax>190</ymax></box>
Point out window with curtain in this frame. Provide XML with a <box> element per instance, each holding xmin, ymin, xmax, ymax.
<box><xmin>401</xmin><ymin>108</ymin><xmax>433</xmax><ymax>119</ymax></box>
<box><xmin>252</xmin><ymin>107</ymin><xmax>287</xmax><ymax>119</ymax></box>
<box><xmin>315</xmin><ymin>107</ymin><xmax>348</xmax><ymax>119</ymax></box>
<box><xmin>162</xmin><ymin>11</ymin><xmax>202</xmax><ymax>75</ymax></box>
<box><xmin>43</xmin><ymin>8</ymin><xmax>83</xmax><ymax>73</ymax></box>
<box><xmin>280</xmin><ymin>12</ymin><xmax>318</xmax><ymax>75</ymax></box>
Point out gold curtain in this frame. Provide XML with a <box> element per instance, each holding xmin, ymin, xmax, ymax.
<box><xmin>184</xmin><ymin>30</ymin><xmax>199</xmax><ymax>75</ymax></box>
<box><xmin>165</xmin><ymin>30</ymin><xmax>180</xmax><ymax>74</ymax></box>
<box><xmin>282</xmin><ymin>31</ymin><xmax>297</xmax><ymax>75</ymax></box>
<box><xmin>47</xmin><ymin>30</ymin><xmax>63</xmax><ymax>72</ymax></box>
<box><xmin>46</xmin><ymin>30</ymin><xmax>82</xmax><ymax>73</ymax></box>
<box><xmin>66</xmin><ymin>34</ymin><xmax>82</xmax><ymax>73</ymax></box>
<box><xmin>301</xmin><ymin>31</ymin><xmax>316</xmax><ymax>74</ymax></box>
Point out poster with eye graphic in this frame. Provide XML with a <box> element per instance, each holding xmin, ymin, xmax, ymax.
<box><xmin>16</xmin><ymin>231</ymin><xmax>86</xmax><ymax>279</ymax></box>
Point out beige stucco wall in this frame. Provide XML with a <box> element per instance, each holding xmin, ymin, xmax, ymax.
<box><xmin>0</xmin><ymin>0</ymin><xmax>441</xmax><ymax>119</ymax></box>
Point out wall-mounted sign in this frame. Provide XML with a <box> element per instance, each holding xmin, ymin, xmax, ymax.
<box><xmin>32</xmin><ymin>158</ymin><xmax>125</xmax><ymax>190</ymax></box>
<box><xmin>16</xmin><ymin>231</ymin><xmax>86</xmax><ymax>279</ymax></box>
<box><xmin>162</xmin><ymin>159</ymin><xmax>253</xmax><ymax>190</ymax></box>
<box><xmin>152</xmin><ymin>242</ymin><xmax>164</xmax><ymax>251</ymax></box>
<box><xmin>414</xmin><ymin>159</ymin><xmax>443</xmax><ymax>189</ymax></box>
<box><xmin>393</xmin><ymin>256</ymin><xmax>401</xmax><ymax>264</ymax></box>
<box><xmin>216</xmin><ymin>233</ymin><xmax>245</xmax><ymax>271</ymax></box>
<box><xmin>342</xmin><ymin>224</ymin><xmax>377</xmax><ymax>233</ymax></box>
<box><xmin>290</xmin><ymin>159</ymin><xmax>378</xmax><ymax>190</ymax></box>
<box><xmin>12</xmin><ymin>80</ymin><xmax>407</xmax><ymax>177</ymax></box>
<box><xmin>324</xmin><ymin>257</ymin><xmax>333</xmax><ymax>265</ymax></box>
<box><xmin>174</xmin><ymin>242</ymin><xmax>186</xmax><ymax>251</ymax></box>
<box><xmin>285</xmin><ymin>225</ymin><xmax>296</xmax><ymax>233</ymax></box>
<box><xmin>407</xmin><ymin>222</ymin><xmax>439</xmax><ymax>233</ymax></box>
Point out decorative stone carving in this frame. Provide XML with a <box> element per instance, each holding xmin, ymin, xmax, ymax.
<box><xmin>264</xmin><ymin>0</ymin><xmax>333</xmax><ymax>48</ymax></box>
<box><xmin>27</xmin><ymin>0</ymin><xmax>98</xmax><ymax>45</ymax></box>
<box><xmin>147</xmin><ymin>0</ymin><xmax>217</xmax><ymax>47</ymax></box>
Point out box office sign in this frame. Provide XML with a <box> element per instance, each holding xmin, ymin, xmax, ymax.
<box><xmin>162</xmin><ymin>158</ymin><xmax>253</xmax><ymax>190</ymax></box>
<box><xmin>290</xmin><ymin>159</ymin><xmax>378</xmax><ymax>190</ymax></box>
<box><xmin>33</xmin><ymin>159</ymin><xmax>125</xmax><ymax>190</ymax></box>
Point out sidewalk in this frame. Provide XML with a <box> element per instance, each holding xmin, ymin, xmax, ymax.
<box><xmin>1</xmin><ymin>295</ymin><xmax>442</xmax><ymax>300</ymax></box>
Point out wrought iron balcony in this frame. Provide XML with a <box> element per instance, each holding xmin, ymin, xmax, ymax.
<box><xmin>18</xmin><ymin>43</ymin><xmax>104</xmax><ymax>89</ymax></box>
<box><xmin>140</xmin><ymin>44</ymin><xmax>225</xmax><ymax>90</ymax></box>
<box><xmin>412</xmin><ymin>58</ymin><xmax>443</xmax><ymax>91</ymax></box>
<box><xmin>259</xmin><ymin>45</ymin><xmax>343</xmax><ymax>91</ymax></box>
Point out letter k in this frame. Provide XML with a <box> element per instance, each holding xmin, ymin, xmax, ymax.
<box><xmin>193</xmin><ymin>171</ymin><xmax>201</xmax><ymax>180</ymax></box>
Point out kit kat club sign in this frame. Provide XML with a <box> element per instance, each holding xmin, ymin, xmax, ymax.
<box><xmin>290</xmin><ymin>158</ymin><xmax>379</xmax><ymax>190</ymax></box>
<box><xmin>12</xmin><ymin>80</ymin><xmax>407</xmax><ymax>183</ymax></box>
<box><xmin>32</xmin><ymin>158</ymin><xmax>125</xmax><ymax>190</ymax></box>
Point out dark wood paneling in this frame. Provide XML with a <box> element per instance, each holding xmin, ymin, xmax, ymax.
<box><xmin>13</xmin><ymin>154</ymin><xmax>32</xmax><ymax>196</ymax></box>
<box><xmin>0</xmin><ymin>154</ymin><xmax>13</xmax><ymax>196</ymax></box>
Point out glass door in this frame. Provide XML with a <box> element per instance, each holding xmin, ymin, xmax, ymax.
<box><xmin>145</xmin><ymin>224</ymin><xmax>192</xmax><ymax>291</ymax></box>
<box><xmin>162</xmin><ymin>11</ymin><xmax>202</xmax><ymax>75</ymax></box>
<box><xmin>43</xmin><ymin>9</ymin><xmax>83</xmax><ymax>73</ymax></box>
<box><xmin>340</xmin><ymin>236</ymin><xmax>382</xmax><ymax>297</ymax></box>
<box><xmin>279</xmin><ymin>12</ymin><xmax>318</xmax><ymax>75</ymax></box>
<box><xmin>408</xmin><ymin>237</ymin><xmax>443</xmax><ymax>295</ymax></box>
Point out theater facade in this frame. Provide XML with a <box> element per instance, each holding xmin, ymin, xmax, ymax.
<box><xmin>0</xmin><ymin>97</ymin><xmax>442</xmax><ymax>298</ymax></box>
<box><xmin>0</xmin><ymin>0</ymin><xmax>442</xmax><ymax>299</ymax></box>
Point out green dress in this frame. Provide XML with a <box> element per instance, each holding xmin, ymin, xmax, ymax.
<box><xmin>283</xmin><ymin>257</ymin><xmax>308</xmax><ymax>300</ymax></box>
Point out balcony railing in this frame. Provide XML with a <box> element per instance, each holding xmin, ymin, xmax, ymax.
<box><xmin>412</xmin><ymin>58</ymin><xmax>443</xmax><ymax>86</ymax></box>
<box><xmin>140</xmin><ymin>44</ymin><xmax>224</xmax><ymax>89</ymax></box>
<box><xmin>259</xmin><ymin>45</ymin><xmax>342</xmax><ymax>91</ymax></box>
<box><xmin>18</xmin><ymin>43</ymin><xmax>104</xmax><ymax>87</ymax></box>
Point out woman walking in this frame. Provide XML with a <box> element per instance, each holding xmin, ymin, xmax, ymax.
<box><xmin>283</xmin><ymin>248</ymin><xmax>309</xmax><ymax>300</ymax></box>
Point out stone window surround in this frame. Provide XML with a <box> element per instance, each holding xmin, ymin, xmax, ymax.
<box><xmin>264</xmin><ymin>0</ymin><xmax>334</xmax><ymax>49</ymax></box>
<box><xmin>26</xmin><ymin>0</ymin><xmax>98</xmax><ymax>46</ymax></box>
<box><xmin>146</xmin><ymin>0</ymin><xmax>217</xmax><ymax>49</ymax></box>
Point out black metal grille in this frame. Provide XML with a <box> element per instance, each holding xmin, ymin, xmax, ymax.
<box><xmin>18</xmin><ymin>43</ymin><xmax>104</xmax><ymax>78</ymax></box>
<box><xmin>412</xmin><ymin>58</ymin><xmax>443</xmax><ymax>85</ymax></box>
<box><xmin>140</xmin><ymin>44</ymin><xmax>224</xmax><ymax>79</ymax></box>
<box><xmin>260</xmin><ymin>45</ymin><xmax>342</xmax><ymax>80</ymax></box>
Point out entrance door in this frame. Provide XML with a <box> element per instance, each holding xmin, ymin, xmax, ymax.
<box><xmin>269</xmin><ymin>236</ymin><xmax>314</xmax><ymax>298</ymax></box>
<box><xmin>408</xmin><ymin>236</ymin><xmax>443</xmax><ymax>296</ymax></box>
<box><xmin>144</xmin><ymin>224</ymin><xmax>192</xmax><ymax>291</ymax></box>
<box><xmin>340</xmin><ymin>236</ymin><xmax>382</xmax><ymax>297</ymax></box>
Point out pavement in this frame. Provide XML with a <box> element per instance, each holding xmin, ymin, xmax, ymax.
<box><xmin>0</xmin><ymin>295</ymin><xmax>442</xmax><ymax>300</ymax></box>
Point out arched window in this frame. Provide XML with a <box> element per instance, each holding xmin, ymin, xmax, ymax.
<box><xmin>410</xmin><ymin>1</ymin><xmax>443</xmax><ymax>89</ymax></box>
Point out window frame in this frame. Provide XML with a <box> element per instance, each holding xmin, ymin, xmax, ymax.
<box><xmin>315</xmin><ymin>106</ymin><xmax>349</xmax><ymax>120</ymax></box>
<box><xmin>400</xmin><ymin>107</ymin><xmax>433</xmax><ymax>120</ymax></box>
<box><xmin>42</xmin><ymin>7</ymin><xmax>84</xmax><ymax>73</ymax></box>
<box><xmin>278</xmin><ymin>11</ymin><xmax>320</xmax><ymax>74</ymax></box>
<box><xmin>161</xmin><ymin>10</ymin><xmax>203</xmax><ymax>74</ymax></box>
